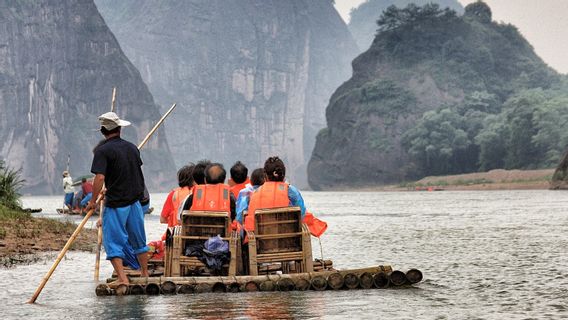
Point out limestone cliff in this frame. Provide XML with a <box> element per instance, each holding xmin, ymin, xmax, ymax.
<box><xmin>95</xmin><ymin>0</ymin><xmax>358</xmax><ymax>185</ymax></box>
<box><xmin>309</xmin><ymin>2</ymin><xmax>559</xmax><ymax>190</ymax></box>
<box><xmin>0</xmin><ymin>0</ymin><xmax>175</xmax><ymax>194</ymax></box>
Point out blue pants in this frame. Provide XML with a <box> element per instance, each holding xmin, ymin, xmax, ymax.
<box><xmin>80</xmin><ymin>192</ymin><xmax>92</xmax><ymax>207</ymax></box>
<box><xmin>64</xmin><ymin>193</ymin><xmax>74</xmax><ymax>206</ymax></box>
<box><xmin>141</xmin><ymin>202</ymin><xmax>150</xmax><ymax>215</ymax></box>
<box><xmin>103</xmin><ymin>201</ymin><xmax>148</xmax><ymax>269</ymax></box>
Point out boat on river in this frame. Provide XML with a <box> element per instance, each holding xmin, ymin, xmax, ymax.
<box><xmin>96</xmin><ymin>207</ymin><xmax>423</xmax><ymax>296</ymax></box>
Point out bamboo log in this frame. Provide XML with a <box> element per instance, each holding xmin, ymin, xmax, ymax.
<box><xmin>373</xmin><ymin>273</ymin><xmax>389</xmax><ymax>289</ymax></box>
<box><xmin>343</xmin><ymin>273</ymin><xmax>360</xmax><ymax>289</ymax></box>
<box><xmin>177</xmin><ymin>284</ymin><xmax>195</xmax><ymax>294</ymax></box>
<box><xmin>310</xmin><ymin>275</ymin><xmax>327</xmax><ymax>291</ymax></box>
<box><xmin>294</xmin><ymin>278</ymin><xmax>311</xmax><ymax>291</ymax></box>
<box><xmin>130</xmin><ymin>284</ymin><xmax>145</xmax><ymax>295</ymax></box>
<box><xmin>327</xmin><ymin>273</ymin><xmax>344</xmax><ymax>290</ymax></box>
<box><xmin>145</xmin><ymin>283</ymin><xmax>161</xmax><ymax>295</ymax></box>
<box><xmin>95</xmin><ymin>265</ymin><xmax>425</xmax><ymax>296</ymax></box>
<box><xmin>243</xmin><ymin>281</ymin><xmax>259</xmax><ymax>292</ymax></box>
<box><xmin>389</xmin><ymin>270</ymin><xmax>407</xmax><ymax>286</ymax></box>
<box><xmin>406</xmin><ymin>269</ymin><xmax>423</xmax><ymax>284</ymax></box>
<box><xmin>277</xmin><ymin>278</ymin><xmax>295</xmax><ymax>291</ymax></box>
<box><xmin>227</xmin><ymin>282</ymin><xmax>241</xmax><ymax>293</ymax></box>
<box><xmin>95</xmin><ymin>284</ymin><xmax>112</xmax><ymax>296</ymax></box>
<box><xmin>259</xmin><ymin>280</ymin><xmax>275</xmax><ymax>291</ymax></box>
<box><xmin>359</xmin><ymin>272</ymin><xmax>374</xmax><ymax>289</ymax></box>
<box><xmin>212</xmin><ymin>282</ymin><xmax>227</xmax><ymax>292</ymax></box>
<box><xmin>161</xmin><ymin>281</ymin><xmax>177</xmax><ymax>294</ymax></box>
<box><xmin>115</xmin><ymin>284</ymin><xmax>129</xmax><ymax>296</ymax></box>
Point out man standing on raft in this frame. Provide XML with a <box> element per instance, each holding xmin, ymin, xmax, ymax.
<box><xmin>86</xmin><ymin>112</ymin><xmax>149</xmax><ymax>285</ymax></box>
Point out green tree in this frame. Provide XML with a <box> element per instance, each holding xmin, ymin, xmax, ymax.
<box><xmin>403</xmin><ymin>108</ymin><xmax>476</xmax><ymax>175</ymax></box>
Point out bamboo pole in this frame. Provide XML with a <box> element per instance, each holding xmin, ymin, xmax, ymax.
<box><xmin>137</xmin><ymin>103</ymin><xmax>177</xmax><ymax>150</ymax></box>
<box><xmin>93</xmin><ymin>201</ymin><xmax>105</xmax><ymax>281</ymax></box>
<box><xmin>28</xmin><ymin>193</ymin><xmax>103</xmax><ymax>303</ymax></box>
<box><xmin>110</xmin><ymin>87</ymin><xmax>117</xmax><ymax>112</ymax></box>
<box><xmin>29</xmin><ymin>102</ymin><xmax>178</xmax><ymax>304</ymax></box>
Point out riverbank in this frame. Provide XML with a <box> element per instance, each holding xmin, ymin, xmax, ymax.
<box><xmin>339</xmin><ymin>169</ymin><xmax>554</xmax><ymax>191</ymax></box>
<box><xmin>396</xmin><ymin>168</ymin><xmax>554</xmax><ymax>191</ymax></box>
<box><xmin>0</xmin><ymin>205</ymin><xmax>97</xmax><ymax>266</ymax></box>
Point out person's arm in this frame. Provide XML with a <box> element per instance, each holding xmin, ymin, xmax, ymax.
<box><xmin>160</xmin><ymin>190</ymin><xmax>175</xmax><ymax>224</ymax></box>
<box><xmin>230</xmin><ymin>194</ymin><xmax>236</xmax><ymax>221</ymax></box>
<box><xmin>86</xmin><ymin>174</ymin><xmax>105</xmax><ymax>211</ymax></box>
<box><xmin>288</xmin><ymin>185</ymin><xmax>306</xmax><ymax>217</ymax></box>
<box><xmin>182</xmin><ymin>194</ymin><xmax>193</xmax><ymax>211</ymax></box>
<box><xmin>235</xmin><ymin>192</ymin><xmax>250</xmax><ymax>225</ymax></box>
<box><xmin>87</xmin><ymin>147</ymin><xmax>107</xmax><ymax>213</ymax></box>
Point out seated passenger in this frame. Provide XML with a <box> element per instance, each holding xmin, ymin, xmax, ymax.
<box><xmin>160</xmin><ymin>164</ymin><xmax>195</xmax><ymax>229</ymax></box>
<box><xmin>243</xmin><ymin>156</ymin><xmax>305</xmax><ymax>232</ymax></box>
<box><xmin>80</xmin><ymin>177</ymin><xmax>93</xmax><ymax>209</ymax></box>
<box><xmin>182</xmin><ymin>163</ymin><xmax>236</xmax><ymax>221</ymax></box>
<box><xmin>236</xmin><ymin>168</ymin><xmax>265</xmax><ymax>226</ymax></box>
<box><xmin>229</xmin><ymin>161</ymin><xmax>250</xmax><ymax>199</ymax></box>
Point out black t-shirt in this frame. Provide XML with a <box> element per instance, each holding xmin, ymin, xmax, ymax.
<box><xmin>91</xmin><ymin>136</ymin><xmax>145</xmax><ymax>208</ymax></box>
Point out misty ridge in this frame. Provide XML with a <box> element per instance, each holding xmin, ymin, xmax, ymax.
<box><xmin>1</xmin><ymin>0</ymin><xmax>567</xmax><ymax>194</ymax></box>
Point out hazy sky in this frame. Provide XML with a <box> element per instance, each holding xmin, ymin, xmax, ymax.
<box><xmin>335</xmin><ymin>0</ymin><xmax>568</xmax><ymax>74</ymax></box>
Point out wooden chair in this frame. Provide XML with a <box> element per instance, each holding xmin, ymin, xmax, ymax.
<box><xmin>167</xmin><ymin>210</ymin><xmax>241</xmax><ymax>277</ymax></box>
<box><xmin>247</xmin><ymin>206</ymin><xmax>313</xmax><ymax>276</ymax></box>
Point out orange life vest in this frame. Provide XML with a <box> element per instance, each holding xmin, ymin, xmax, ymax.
<box><xmin>230</xmin><ymin>178</ymin><xmax>250</xmax><ymax>199</ymax></box>
<box><xmin>170</xmin><ymin>186</ymin><xmax>191</xmax><ymax>227</ymax></box>
<box><xmin>191</xmin><ymin>184</ymin><xmax>231</xmax><ymax>213</ymax></box>
<box><xmin>244</xmin><ymin>181</ymin><xmax>289</xmax><ymax>231</ymax></box>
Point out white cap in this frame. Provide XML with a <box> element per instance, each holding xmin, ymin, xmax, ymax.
<box><xmin>98</xmin><ymin>112</ymin><xmax>131</xmax><ymax>130</ymax></box>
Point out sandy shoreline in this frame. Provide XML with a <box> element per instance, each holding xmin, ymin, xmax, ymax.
<box><xmin>325</xmin><ymin>168</ymin><xmax>555</xmax><ymax>192</ymax></box>
<box><xmin>0</xmin><ymin>209</ymin><xmax>97</xmax><ymax>266</ymax></box>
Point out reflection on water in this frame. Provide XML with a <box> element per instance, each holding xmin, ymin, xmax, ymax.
<box><xmin>1</xmin><ymin>190</ymin><xmax>567</xmax><ymax>319</ymax></box>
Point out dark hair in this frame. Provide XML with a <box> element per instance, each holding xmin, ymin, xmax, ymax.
<box><xmin>264</xmin><ymin>156</ymin><xmax>285</xmax><ymax>182</ymax></box>
<box><xmin>192</xmin><ymin>159</ymin><xmax>212</xmax><ymax>185</ymax></box>
<box><xmin>250</xmin><ymin>168</ymin><xmax>265</xmax><ymax>186</ymax></box>
<box><xmin>100</xmin><ymin>126</ymin><xmax>121</xmax><ymax>136</ymax></box>
<box><xmin>230</xmin><ymin>161</ymin><xmax>248</xmax><ymax>184</ymax></box>
<box><xmin>81</xmin><ymin>177</ymin><xmax>87</xmax><ymax>183</ymax></box>
<box><xmin>205</xmin><ymin>163</ymin><xmax>226</xmax><ymax>184</ymax></box>
<box><xmin>177</xmin><ymin>163</ymin><xmax>195</xmax><ymax>187</ymax></box>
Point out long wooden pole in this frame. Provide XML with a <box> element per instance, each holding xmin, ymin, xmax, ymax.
<box><xmin>137</xmin><ymin>103</ymin><xmax>176</xmax><ymax>150</ymax></box>
<box><xmin>29</xmin><ymin>102</ymin><xmax>178</xmax><ymax>304</ymax></box>
<box><xmin>28</xmin><ymin>194</ymin><xmax>102</xmax><ymax>303</ymax></box>
<box><xmin>94</xmin><ymin>87</ymin><xmax>118</xmax><ymax>280</ymax></box>
<box><xmin>110</xmin><ymin>87</ymin><xmax>117</xmax><ymax>112</ymax></box>
<box><xmin>93</xmin><ymin>201</ymin><xmax>105</xmax><ymax>281</ymax></box>
<box><xmin>61</xmin><ymin>154</ymin><xmax>71</xmax><ymax>214</ymax></box>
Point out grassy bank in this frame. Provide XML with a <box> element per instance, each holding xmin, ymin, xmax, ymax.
<box><xmin>0</xmin><ymin>204</ymin><xmax>97</xmax><ymax>265</ymax></box>
<box><xmin>398</xmin><ymin>169</ymin><xmax>554</xmax><ymax>191</ymax></box>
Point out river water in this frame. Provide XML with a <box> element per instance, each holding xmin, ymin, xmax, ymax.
<box><xmin>1</xmin><ymin>190</ymin><xmax>567</xmax><ymax>319</ymax></box>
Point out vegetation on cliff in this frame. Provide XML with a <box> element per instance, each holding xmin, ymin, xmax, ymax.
<box><xmin>348</xmin><ymin>0</ymin><xmax>463</xmax><ymax>50</ymax></box>
<box><xmin>309</xmin><ymin>2</ymin><xmax>562</xmax><ymax>190</ymax></box>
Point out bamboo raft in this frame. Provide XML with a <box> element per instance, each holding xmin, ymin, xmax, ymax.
<box><xmin>96</xmin><ymin>207</ymin><xmax>424</xmax><ymax>296</ymax></box>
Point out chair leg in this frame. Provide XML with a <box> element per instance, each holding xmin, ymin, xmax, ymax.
<box><xmin>247</xmin><ymin>231</ymin><xmax>258</xmax><ymax>276</ymax></box>
<box><xmin>302</xmin><ymin>224</ymin><xmax>314</xmax><ymax>272</ymax></box>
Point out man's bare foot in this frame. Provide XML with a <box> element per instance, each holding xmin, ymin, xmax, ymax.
<box><xmin>107</xmin><ymin>280</ymin><xmax>129</xmax><ymax>289</ymax></box>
